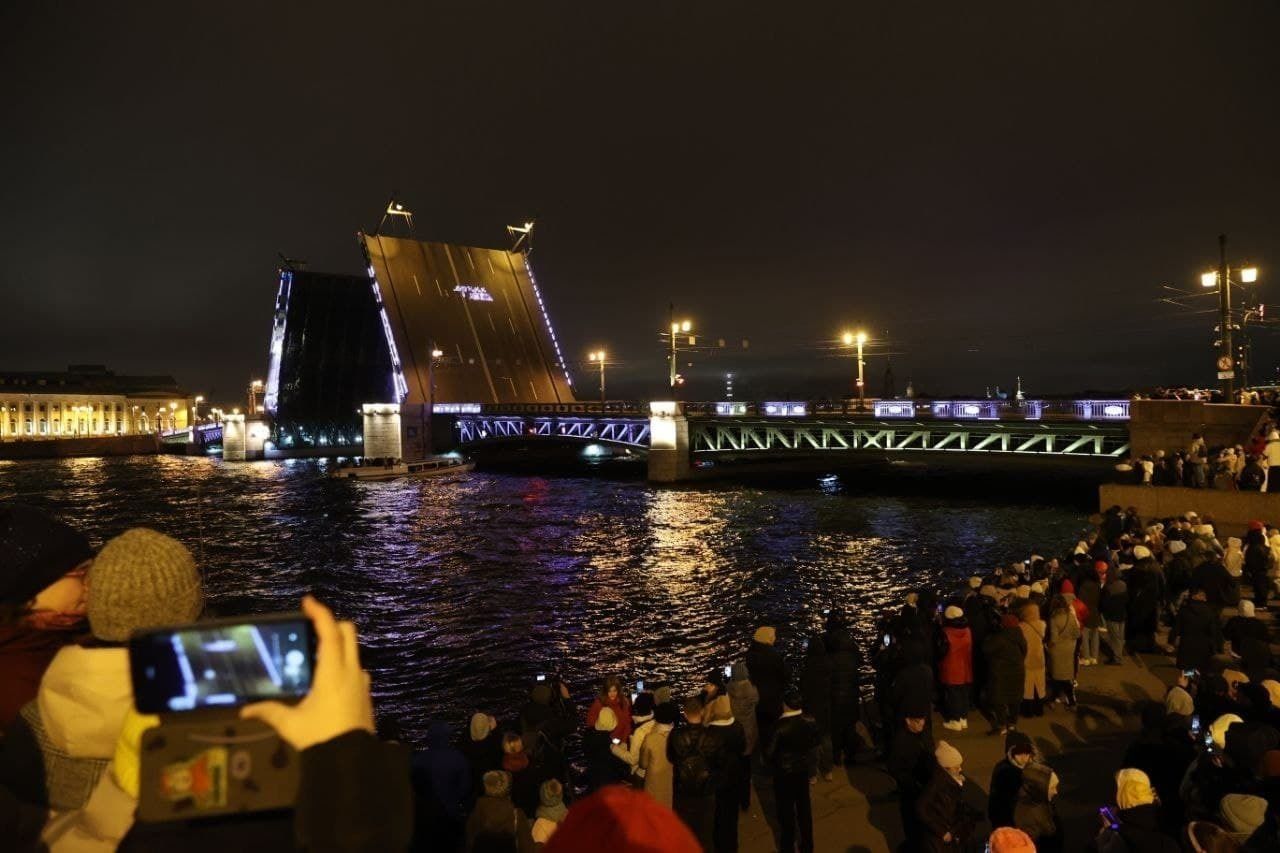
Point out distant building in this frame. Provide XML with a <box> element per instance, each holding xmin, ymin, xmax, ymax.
<box><xmin>0</xmin><ymin>365</ymin><xmax>192</xmax><ymax>440</ymax></box>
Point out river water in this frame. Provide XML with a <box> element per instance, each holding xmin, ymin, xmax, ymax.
<box><xmin>0</xmin><ymin>456</ymin><xmax>1087</xmax><ymax>744</ymax></box>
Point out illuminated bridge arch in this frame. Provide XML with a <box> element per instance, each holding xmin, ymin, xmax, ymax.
<box><xmin>454</xmin><ymin>414</ymin><xmax>650</xmax><ymax>449</ymax></box>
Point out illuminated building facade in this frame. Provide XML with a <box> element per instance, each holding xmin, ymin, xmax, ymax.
<box><xmin>0</xmin><ymin>365</ymin><xmax>192</xmax><ymax>439</ymax></box>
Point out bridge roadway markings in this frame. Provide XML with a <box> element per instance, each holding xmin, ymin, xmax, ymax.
<box><xmin>452</xmin><ymin>414</ymin><xmax>1130</xmax><ymax>459</ymax></box>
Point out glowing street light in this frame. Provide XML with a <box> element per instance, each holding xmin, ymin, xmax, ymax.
<box><xmin>668</xmin><ymin>317</ymin><xmax>694</xmax><ymax>389</ymax></box>
<box><xmin>842</xmin><ymin>330</ymin><xmax>868</xmax><ymax>412</ymax></box>
<box><xmin>588</xmin><ymin>349</ymin><xmax>608</xmax><ymax>405</ymax></box>
<box><xmin>1199</xmin><ymin>235</ymin><xmax>1262</xmax><ymax>398</ymax></box>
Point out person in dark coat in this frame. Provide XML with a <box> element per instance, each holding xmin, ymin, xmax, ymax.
<box><xmin>1224</xmin><ymin>600</ymin><xmax>1271</xmax><ymax>680</ymax></box>
<box><xmin>1013</xmin><ymin>762</ymin><xmax>1062</xmax><ymax>853</ymax></box>
<box><xmin>890</xmin><ymin>660</ymin><xmax>935</xmax><ymax>730</ymax></box>
<box><xmin>411</xmin><ymin>721</ymin><xmax>471</xmax><ymax>852</ymax></box>
<box><xmin>1127</xmin><ymin>556</ymin><xmax>1165</xmax><ymax>653</ymax></box>
<box><xmin>1092</xmin><ymin>768</ymin><xmax>1180</xmax><ymax>853</ymax></box>
<box><xmin>981</xmin><ymin>615</ymin><xmax>1027</xmax><ymax>735</ymax></box>
<box><xmin>765</xmin><ymin>690</ymin><xmax>820</xmax><ymax>853</ymax></box>
<box><xmin>824</xmin><ymin>613</ymin><xmax>864</xmax><ymax>767</ymax></box>
<box><xmin>1191</xmin><ymin>557</ymin><xmax>1233</xmax><ymax>618</ymax></box>
<box><xmin>460</xmin><ymin>713</ymin><xmax>503</xmax><ymax>798</ymax></box>
<box><xmin>916</xmin><ymin>741</ymin><xmax>980</xmax><ymax>852</ymax></box>
<box><xmin>1172</xmin><ymin>588</ymin><xmax>1223</xmax><ymax>674</ymax></box>
<box><xmin>988</xmin><ymin>731</ymin><xmax>1035</xmax><ymax>829</ymax></box>
<box><xmin>745</xmin><ymin>625</ymin><xmax>789</xmax><ymax>746</ymax></box>
<box><xmin>703</xmin><ymin>695</ymin><xmax>746</xmax><ymax>853</ymax></box>
<box><xmin>887</xmin><ymin>698</ymin><xmax>934</xmax><ymax>850</ymax></box>
<box><xmin>1100</xmin><ymin>576</ymin><xmax>1129</xmax><ymax>664</ymax></box>
<box><xmin>1243</xmin><ymin>524</ymin><xmax>1272</xmax><ymax>609</ymax></box>
<box><xmin>582</xmin><ymin>707</ymin><xmax>630</xmax><ymax>793</ymax></box>
<box><xmin>669</xmin><ymin>695</ymin><xmax>717</xmax><ymax>849</ymax></box>
<box><xmin>1077</xmin><ymin>564</ymin><xmax>1104</xmax><ymax>665</ymax></box>
<box><xmin>799</xmin><ymin>631</ymin><xmax>834</xmax><ymax>779</ymax></box>
<box><xmin>1121</xmin><ymin>703</ymin><xmax>1197</xmax><ymax>831</ymax></box>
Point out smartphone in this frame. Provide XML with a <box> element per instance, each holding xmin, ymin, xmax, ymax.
<box><xmin>1099</xmin><ymin>805</ymin><xmax>1119</xmax><ymax>830</ymax></box>
<box><xmin>1190</xmin><ymin>714</ymin><xmax>1201</xmax><ymax>734</ymax></box>
<box><xmin>822</xmin><ymin>608</ymin><xmax>831</xmax><ymax>616</ymax></box>
<box><xmin>611</xmin><ymin>738</ymin><xmax>621</xmax><ymax>745</ymax></box>
<box><xmin>536</xmin><ymin>674</ymin><xmax>547</xmax><ymax>682</ymax></box>
<box><xmin>723</xmin><ymin>664</ymin><xmax>732</xmax><ymax>678</ymax></box>
<box><xmin>1183</xmin><ymin>669</ymin><xmax>1196</xmax><ymax>679</ymax></box>
<box><xmin>883</xmin><ymin>634</ymin><xmax>892</xmax><ymax>647</ymax></box>
<box><xmin>636</xmin><ymin>679</ymin><xmax>645</xmax><ymax>693</ymax></box>
<box><xmin>1204</xmin><ymin>730</ymin><xmax>1215</xmax><ymax>752</ymax></box>
<box><xmin>130</xmin><ymin>613</ymin><xmax>315</xmax><ymax>715</ymax></box>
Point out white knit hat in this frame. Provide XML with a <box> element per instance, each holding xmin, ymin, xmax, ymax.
<box><xmin>944</xmin><ymin>605</ymin><xmax>963</xmax><ymax>620</ymax></box>
<box><xmin>935</xmin><ymin>740</ymin><xmax>963</xmax><ymax>769</ymax></box>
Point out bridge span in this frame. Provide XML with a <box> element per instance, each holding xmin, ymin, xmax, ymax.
<box><xmin>445</xmin><ymin>398</ymin><xmax>1136</xmax><ymax>481</ymax></box>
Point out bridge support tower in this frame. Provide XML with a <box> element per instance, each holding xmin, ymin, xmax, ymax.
<box><xmin>647</xmin><ymin>402</ymin><xmax>691</xmax><ymax>483</ymax></box>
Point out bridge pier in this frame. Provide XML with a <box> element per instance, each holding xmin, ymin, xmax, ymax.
<box><xmin>222</xmin><ymin>414</ymin><xmax>246</xmax><ymax>461</ymax></box>
<box><xmin>647</xmin><ymin>402</ymin><xmax>692</xmax><ymax>483</ymax></box>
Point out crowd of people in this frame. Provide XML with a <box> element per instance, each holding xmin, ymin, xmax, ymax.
<box><xmin>3</xmin><ymin>499</ymin><xmax>1280</xmax><ymax>852</ymax></box>
<box><xmin>1125</xmin><ymin>429</ymin><xmax>1280</xmax><ymax>492</ymax></box>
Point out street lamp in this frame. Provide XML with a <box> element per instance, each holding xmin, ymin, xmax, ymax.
<box><xmin>842</xmin><ymin>330</ymin><xmax>868</xmax><ymax>412</ymax></box>
<box><xmin>1200</xmin><ymin>235</ymin><xmax>1262</xmax><ymax>400</ymax></box>
<box><xmin>668</xmin><ymin>319</ymin><xmax>694</xmax><ymax>389</ymax></box>
<box><xmin>588</xmin><ymin>350</ymin><xmax>607</xmax><ymax>406</ymax></box>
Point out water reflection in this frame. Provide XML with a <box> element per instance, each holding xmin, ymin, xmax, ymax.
<box><xmin>0</xmin><ymin>457</ymin><xmax>1085</xmax><ymax>745</ymax></box>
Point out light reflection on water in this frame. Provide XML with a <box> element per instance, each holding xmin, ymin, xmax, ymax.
<box><xmin>0</xmin><ymin>456</ymin><xmax>1085</xmax><ymax>744</ymax></box>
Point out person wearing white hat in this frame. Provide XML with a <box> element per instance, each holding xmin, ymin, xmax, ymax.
<box><xmin>938</xmin><ymin>605</ymin><xmax>973</xmax><ymax>731</ymax></box>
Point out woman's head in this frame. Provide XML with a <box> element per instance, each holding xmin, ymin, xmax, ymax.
<box><xmin>600</xmin><ymin>675</ymin><xmax>624</xmax><ymax>702</ymax></box>
<box><xmin>502</xmin><ymin>732</ymin><xmax>524</xmax><ymax>755</ymax></box>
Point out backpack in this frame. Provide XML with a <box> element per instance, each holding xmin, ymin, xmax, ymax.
<box><xmin>673</xmin><ymin>728</ymin><xmax>715</xmax><ymax>796</ymax></box>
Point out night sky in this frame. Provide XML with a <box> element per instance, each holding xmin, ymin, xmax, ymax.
<box><xmin>4</xmin><ymin>3</ymin><xmax>1279</xmax><ymax>403</ymax></box>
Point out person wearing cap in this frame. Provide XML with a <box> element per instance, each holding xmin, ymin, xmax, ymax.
<box><xmin>412</xmin><ymin>721</ymin><xmax>471</xmax><ymax>851</ymax></box>
<box><xmin>461</xmin><ymin>711</ymin><xmax>503</xmax><ymax>798</ymax></box>
<box><xmin>1045</xmin><ymin>594</ymin><xmax>1080</xmax><ymax>708</ymax></box>
<box><xmin>584</xmin><ymin>706</ymin><xmax>630</xmax><ymax>793</ymax></box>
<box><xmin>936</xmin><ymin>604</ymin><xmax>973</xmax><ymax>731</ymax></box>
<box><xmin>799</xmin><ymin>631</ymin><xmax>835</xmax><ymax>778</ymax></box>
<box><xmin>587</xmin><ymin>676</ymin><xmax>634</xmax><ymax>744</ymax></box>
<box><xmin>0</xmin><ymin>504</ymin><xmax>95</xmax><ymax>732</ymax></box>
<box><xmin>724</xmin><ymin>661</ymin><xmax>758</xmax><ymax>810</ymax></box>
<box><xmin>639</xmin><ymin>703</ymin><xmax>676</xmax><ymax>809</ymax></box>
<box><xmin>1096</xmin><ymin>768</ymin><xmax>1179</xmax><ymax>852</ymax></box>
<box><xmin>745</xmin><ymin>625</ymin><xmax>789</xmax><ymax>748</ymax></box>
<box><xmin>1077</xmin><ymin>564</ymin><xmax>1105</xmax><ymax>666</ymax></box>
<box><xmin>886</xmin><ymin>700</ymin><xmax>934</xmax><ymax>851</ymax></box>
<box><xmin>1224</xmin><ymin>599</ymin><xmax>1270</xmax><ymax>680</ymax></box>
<box><xmin>668</xmin><ymin>694</ymin><xmax>715</xmax><ymax>847</ymax></box>
<box><xmin>612</xmin><ymin>692</ymin><xmax>658</xmax><ymax>780</ymax></box>
<box><xmin>702</xmin><ymin>694</ymin><xmax>746</xmax><ymax>852</ymax></box>
<box><xmin>987</xmin><ymin>826</ymin><xmax>1036</xmax><ymax>853</ymax></box>
<box><xmin>983</xmin><ymin>613</ymin><xmax>1027</xmax><ymax>734</ymax></box>
<box><xmin>0</xmin><ymin>528</ymin><xmax>202</xmax><ymax>814</ymax></box>
<box><xmin>765</xmin><ymin>689</ymin><xmax>819</xmax><ymax>853</ymax></box>
<box><xmin>1219</xmin><ymin>792</ymin><xmax>1269</xmax><ymax>847</ymax></box>
<box><xmin>1243</xmin><ymin>524</ymin><xmax>1272</xmax><ymax>611</ymax></box>
<box><xmin>1099</xmin><ymin>571</ymin><xmax>1129</xmax><ymax>665</ymax></box>
<box><xmin>823</xmin><ymin>611</ymin><xmax>864</xmax><ymax>770</ymax></box>
<box><xmin>1013</xmin><ymin>762</ymin><xmax>1061</xmax><ymax>853</ymax></box>
<box><xmin>988</xmin><ymin>731</ymin><xmax>1035</xmax><ymax>829</ymax></box>
<box><xmin>916</xmin><ymin>740</ymin><xmax>979</xmax><ymax>852</ymax></box>
<box><xmin>466</xmin><ymin>770</ymin><xmax>534</xmax><ymax>852</ymax></box>
<box><xmin>1171</xmin><ymin>587</ymin><xmax>1223</xmax><ymax>676</ymax></box>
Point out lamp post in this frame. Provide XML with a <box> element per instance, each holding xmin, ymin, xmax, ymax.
<box><xmin>668</xmin><ymin>317</ymin><xmax>693</xmax><ymax>390</ymax></box>
<box><xmin>588</xmin><ymin>350</ymin><xmax>607</xmax><ymax>406</ymax></box>
<box><xmin>842</xmin><ymin>330</ymin><xmax>868</xmax><ymax>412</ymax></box>
<box><xmin>1201</xmin><ymin>235</ymin><xmax>1261</xmax><ymax>401</ymax></box>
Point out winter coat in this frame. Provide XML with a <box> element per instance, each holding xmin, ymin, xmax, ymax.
<box><xmin>988</xmin><ymin>757</ymin><xmax>1024</xmax><ymax>828</ymax></box>
<box><xmin>726</xmin><ymin>675</ymin><xmax>760</xmax><ymax>755</ymax></box>
<box><xmin>1101</xmin><ymin>579</ymin><xmax>1129</xmax><ymax>623</ymax></box>
<box><xmin>937</xmin><ymin>624</ymin><xmax>973</xmax><ymax>686</ymax></box>
<box><xmin>0</xmin><ymin>623</ymin><xmax>81</xmax><ymax>733</ymax></box>
<box><xmin>1018</xmin><ymin>618</ymin><xmax>1047</xmax><ymax>700</ymax></box>
<box><xmin>1224</xmin><ymin>615</ymin><xmax>1271</xmax><ymax>678</ymax></box>
<box><xmin>890</xmin><ymin>662</ymin><xmax>935</xmax><ymax>721</ymax></box>
<box><xmin>1078</xmin><ymin>579</ymin><xmax>1103</xmax><ymax>629</ymax></box>
<box><xmin>1191</xmin><ymin>561</ymin><xmax>1232</xmax><ymax>609</ymax></box>
<box><xmin>744</xmin><ymin>640</ymin><xmax>789</xmax><ymax>721</ymax></box>
<box><xmin>466</xmin><ymin>794</ymin><xmax>534</xmax><ymax>853</ymax></box>
<box><xmin>982</xmin><ymin>626</ymin><xmax>1027</xmax><ymax>707</ymax></box>
<box><xmin>668</xmin><ymin>724</ymin><xmax>719</xmax><ymax>798</ymax></box>
<box><xmin>887</xmin><ymin>725</ymin><xmax>935</xmax><ymax>802</ymax></box>
<box><xmin>1013</xmin><ymin>763</ymin><xmax>1061</xmax><ymax>853</ymax></box>
<box><xmin>765</xmin><ymin>712</ymin><xmax>819</xmax><ymax>777</ymax></box>
<box><xmin>704</xmin><ymin>719</ymin><xmax>747</xmax><ymax>791</ymax></box>
<box><xmin>915</xmin><ymin>766</ymin><xmax>975</xmax><ymax>852</ymax></box>
<box><xmin>639</xmin><ymin>723</ymin><xmax>674</xmax><ymax>807</ymax></box>
<box><xmin>586</xmin><ymin>694</ymin><xmax>632</xmax><ymax>742</ymax></box>
<box><xmin>825</xmin><ymin>628</ymin><xmax>863</xmax><ymax>712</ymax></box>
<box><xmin>1094</xmin><ymin>802</ymin><xmax>1180</xmax><ymax>853</ymax></box>
<box><xmin>1046</xmin><ymin>609</ymin><xmax>1080</xmax><ymax>680</ymax></box>
<box><xmin>582</xmin><ymin>729</ymin><xmax>629</xmax><ymax>793</ymax></box>
<box><xmin>415</xmin><ymin>723</ymin><xmax>471</xmax><ymax>822</ymax></box>
<box><xmin>460</xmin><ymin>731</ymin><xmax>504</xmax><ymax>797</ymax></box>
<box><xmin>1172</xmin><ymin>598</ymin><xmax>1222</xmax><ymax>672</ymax></box>
<box><xmin>799</xmin><ymin>645</ymin><xmax>833</xmax><ymax>734</ymax></box>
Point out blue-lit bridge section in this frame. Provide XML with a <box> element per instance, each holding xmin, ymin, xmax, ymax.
<box><xmin>453</xmin><ymin>414</ymin><xmax>650</xmax><ymax>448</ymax></box>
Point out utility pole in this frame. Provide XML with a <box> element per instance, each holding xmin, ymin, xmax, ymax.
<box><xmin>668</xmin><ymin>303</ymin><xmax>677</xmax><ymax>390</ymax></box>
<box><xmin>1218</xmin><ymin>234</ymin><xmax>1235</xmax><ymax>401</ymax></box>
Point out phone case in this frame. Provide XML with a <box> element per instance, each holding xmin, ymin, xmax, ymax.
<box><xmin>137</xmin><ymin>717</ymin><xmax>299</xmax><ymax>822</ymax></box>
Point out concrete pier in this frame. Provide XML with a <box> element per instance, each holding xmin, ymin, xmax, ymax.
<box><xmin>646</xmin><ymin>401</ymin><xmax>691</xmax><ymax>482</ymax></box>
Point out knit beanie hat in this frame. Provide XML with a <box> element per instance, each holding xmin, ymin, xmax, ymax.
<box><xmin>1132</xmin><ymin>546</ymin><xmax>1151</xmax><ymax>560</ymax></box>
<box><xmin>1261</xmin><ymin>680</ymin><xmax>1280</xmax><ymax>710</ymax></box>
<box><xmin>752</xmin><ymin>626</ymin><xmax>776</xmax><ymax>645</ymax></box>
<box><xmin>483</xmin><ymin>770</ymin><xmax>511</xmax><ymax>797</ymax></box>
<box><xmin>968</xmin><ymin>576</ymin><xmax>983</xmax><ymax>589</ymax></box>
<box><xmin>1240</xmin><ymin>600</ymin><xmax>1256</xmax><ymax>618</ymax></box>
<box><xmin>1014</xmin><ymin>585</ymin><xmax>1031</xmax><ymax>600</ymax></box>
<box><xmin>538</xmin><ymin>778</ymin><xmax>568</xmax><ymax>822</ymax></box>
<box><xmin>1210</xmin><ymin>714</ymin><xmax>1243</xmax><ymax>750</ymax></box>
<box><xmin>1168</xmin><ymin>540</ymin><xmax>1187</xmax><ymax>554</ymax></box>
<box><xmin>1115</xmin><ymin>768</ymin><xmax>1156</xmax><ymax>809</ymax></box>
<box><xmin>1030</xmin><ymin>580</ymin><xmax>1047</xmax><ymax>594</ymax></box>
<box><xmin>1221</xmin><ymin>669</ymin><xmax>1249</xmax><ymax>687</ymax></box>
<box><xmin>1060</xmin><ymin>579</ymin><xmax>1075</xmax><ymax>595</ymax></box>
<box><xmin>595</xmin><ymin>707</ymin><xmax>618</xmax><ymax>733</ymax></box>
<box><xmin>87</xmin><ymin>529</ymin><xmax>201</xmax><ymax>642</ymax></box>
<box><xmin>544</xmin><ymin>785</ymin><xmax>700</xmax><ymax>853</ymax></box>
<box><xmin>0</xmin><ymin>504</ymin><xmax>94</xmax><ymax>607</ymax></box>
<box><xmin>988</xmin><ymin>827</ymin><xmax>1035</xmax><ymax>853</ymax></box>
<box><xmin>935</xmin><ymin>740</ymin><xmax>962</xmax><ymax>769</ymax></box>
<box><xmin>980</xmin><ymin>584</ymin><xmax>999</xmax><ymax>599</ymax></box>
<box><xmin>943</xmin><ymin>605</ymin><xmax>963</xmax><ymax>620</ymax></box>
<box><xmin>1164</xmin><ymin>686</ymin><xmax>1194</xmax><ymax>717</ymax></box>
<box><xmin>470</xmin><ymin>713</ymin><xmax>496</xmax><ymax>742</ymax></box>
<box><xmin>1219</xmin><ymin>794</ymin><xmax>1267</xmax><ymax>838</ymax></box>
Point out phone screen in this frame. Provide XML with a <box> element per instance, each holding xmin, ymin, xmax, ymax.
<box><xmin>1190</xmin><ymin>714</ymin><xmax>1201</xmax><ymax>734</ymax></box>
<box><xmin>536</xmin><ymin>674</ymin><xmax>547</xmax><ymax>682</ymax></box>
<box><xmin>883</xmin><ymin>634</ymin><xmax>892</xmax><ymax>647</ymax></box>
<box><xmin>130</xmin><ymin>615</ymin><xmax>315</xmax><ymax>714</ymax></box>
<box><xmin>636</xmin><ymin>679</ymin><xmax>645</xmax><ymax>692</ymax></box>
<box><xmin>723</xmin><ymin>665</ymin><xmax>732</xmax><ymax>678</ymax></box>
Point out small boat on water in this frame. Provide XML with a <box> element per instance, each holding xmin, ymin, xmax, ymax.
<box><xmin>329</xmin><ymin>456</ymin><xmax>474</xmax><ymax>481</ymax></box>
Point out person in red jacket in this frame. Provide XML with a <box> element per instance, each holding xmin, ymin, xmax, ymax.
<box><xmin>586</xmin><ymin>675</ymin><xmax>633</xmax><ymax>742</ymax></box>
<box><xmin>1060</xmin><ymin>579</ymin><xmax>1090</xmax><ymax>626</ymax></box>
<box><xmin>0</xmin><ymin>504</ymin><xmax>94</xmax><ymax>733</ymax></box>
<box><xmin>937</xmin><ymin>605</ymin><xmax>974</xmax><ymax>731</ymax></box>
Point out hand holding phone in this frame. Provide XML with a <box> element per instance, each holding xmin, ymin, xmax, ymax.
<box><xmin>723</xmin><ymin>664</ymin><xmax>732</xmax><ymax>679</ymax></box>
<box><xmin>239</xmin><ymin>596</ymin><xmax>375</xmax><ymax>751</ymax></box>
